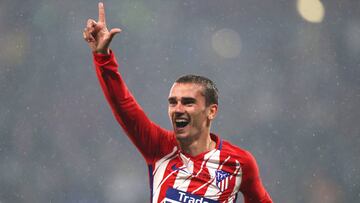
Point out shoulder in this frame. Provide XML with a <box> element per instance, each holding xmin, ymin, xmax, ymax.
<box><xmin>219</xmin><ymin>139</ymin><xmax>260</xmax><ymax>177</ymax></box>
<box><xmin>220</xmin><ymin>139</ymin><xmax>262</xmax><ymax>185</ymax></box>
<box><xmin>220</xmin><ymin>139</ymin><xmax>256</xmax><ymax>164</ymax></box>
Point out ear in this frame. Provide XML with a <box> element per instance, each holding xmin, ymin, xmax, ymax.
<box><xmin>207</xmin><ymin>104</ymin><xmax>218</xmax><ymax>120</ymax></box>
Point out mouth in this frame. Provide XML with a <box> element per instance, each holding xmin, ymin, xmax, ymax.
<box><xmin>174</xmin><ymin>118</ymin><xmax>190</xmax><ymax>128</ymax></box>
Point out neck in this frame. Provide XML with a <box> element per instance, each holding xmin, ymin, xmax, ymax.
<box><xmin>178</xmin><ymin>130</ymin><xmax>215</xmax><ymax>157</ymax></box>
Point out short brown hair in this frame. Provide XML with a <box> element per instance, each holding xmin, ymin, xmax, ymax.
<box><xmin>175</xmin><ymin>74</ymin><xmax>218</xmax><ymax>106</ymax></box>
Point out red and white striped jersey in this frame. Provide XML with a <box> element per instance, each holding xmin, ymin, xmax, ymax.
<box><xmin>93</xmin><ymin>51</ymin><xmax>273</xmax><ymax>203</ymax></box>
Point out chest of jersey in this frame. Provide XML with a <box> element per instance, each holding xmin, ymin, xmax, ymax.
<box><xmin>151</xmin><ymin>148</ymin><xmax>242</xmax><ymax>202</ymax></box>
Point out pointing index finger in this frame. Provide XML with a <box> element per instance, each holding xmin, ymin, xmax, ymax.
<box><xmin>98</xmin><ymin>2</ymin><xmax>106</xmax><ymax>23</ymax></box>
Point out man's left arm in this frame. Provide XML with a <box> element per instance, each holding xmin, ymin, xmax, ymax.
<box><xmin>239</xmin><ymin>151</ymin><xmax>273</xmax><ymax>203</ymax></box>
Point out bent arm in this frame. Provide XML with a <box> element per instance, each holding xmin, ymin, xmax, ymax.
<box><xmin>93</xmin><ymin>50</ymin><xmax>173</xmax><ymax>162</ymax></box>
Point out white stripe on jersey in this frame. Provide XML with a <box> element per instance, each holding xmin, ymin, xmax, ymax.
<box><xmin>191</xmin><ymin>149</ymin><xmax>220</xmax><ymax>194</ymax></box>
<box><xmin>153</xmin><ymin>147</ymin><xmax>178</xmax><ymax>202</ymax></box>
<box><xmin>173</xmin><ymin>149</ymin><xmax>217</xmax><ymax>192</ymax></box>
<box><xmin>226</xmin><ymin>160</ymin><xmax>242</xmax><ymax>202</ymax></box>
<box><xmin>204</xmin><ymin>155</ymin><xmax>231</xmax><ymax>198</ymax></box>
<box><xmin>172</xmin><ymin>155</ymin><xmax>193</xmax><ymax>191</ymax></box>
<box><xmin>194</xmin><ymin>149</ymin><xmax>217</xmax><ymax>177</ymax></box>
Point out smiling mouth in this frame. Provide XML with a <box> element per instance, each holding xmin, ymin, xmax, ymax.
<box><xmin>174</xmin><ymin>118</ymin><xmax>190</xmax><ymax>128</ymax></box>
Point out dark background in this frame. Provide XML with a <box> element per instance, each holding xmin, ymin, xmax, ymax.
<box><xmin>1</xmin><ymin>0</ymin><xmax>359</xmax><ymax>202</ymax></box>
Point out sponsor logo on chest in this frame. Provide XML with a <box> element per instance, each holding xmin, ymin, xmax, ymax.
<box><xmin>164</xmin><ymin>188</ymin><xmax>218</xmax><ymax>203</ymax></box>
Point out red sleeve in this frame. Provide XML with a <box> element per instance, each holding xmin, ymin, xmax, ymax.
<box><xmin>92</xmin><ymin>50</ymin><xmax>175</xmax><ymax>163</ymax></box>
<box><xmin>240</xmin><ymin>151</ymin><xmax>273</xmax><ymax>203</ymax></box>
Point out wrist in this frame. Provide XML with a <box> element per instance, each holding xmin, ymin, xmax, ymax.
<box><xmin>93</xmin><ymin>49</ymin><xmax>113</xmax><ymax>64</ymax></box>
<box><xmin>95</xmin><ymin>48</ymin><xmax>110</xmax><ymax>55</ymax></box>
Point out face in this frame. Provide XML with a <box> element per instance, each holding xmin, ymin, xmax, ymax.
<box><xmin>168</xmin><ymin>83</ymin><xmax>217</xmax><ymax>142</ymax></box>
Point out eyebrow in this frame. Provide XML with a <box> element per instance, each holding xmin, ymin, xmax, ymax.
<box><xmin>168</xmin><ymin>97</ymin><xmax>177</xmax><ymax>103</ymax></box>
<box><xmin>181</xmin><ymin>97</ymin><xmax>196</xmax><ymax>103</ymax></box>
<box><xmin>168</xmin><ymin>97</ymin><xmax>196</xmax><ymax>103</ymax></box>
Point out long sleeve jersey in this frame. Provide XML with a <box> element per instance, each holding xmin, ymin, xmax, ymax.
<box><xmin>93</xmin><ymin>50</ymin><xmax>273</xmax><ymax>203</ymax></box>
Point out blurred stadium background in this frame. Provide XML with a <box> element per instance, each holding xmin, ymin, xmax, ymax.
<box><xmin>0</xmin><ymin>0</ymin><xmax>359</xmax><ymax>202</ymax></box>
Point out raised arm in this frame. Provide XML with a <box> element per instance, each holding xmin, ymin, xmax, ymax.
<box><xmin>82</xmin><ymin>2</ymin><xmax>174</xmax><ymax>162</ymax></box>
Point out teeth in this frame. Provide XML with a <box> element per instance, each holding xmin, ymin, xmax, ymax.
<box><xmin>174</xmin><ymin>118</ymin><xmax>189</xmax><ymax>128</ymax></box>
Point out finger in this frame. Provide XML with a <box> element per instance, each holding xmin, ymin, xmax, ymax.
<box><xmin>83</xmin><ymin>30</ymin><xmax>87</xmax><ymax>40</ymax></box>
<box><xmin>98</xmin><ymin>2</ymin><xmax>106</xmax><ymax>24</ymax></box>
<box><xmin>83</xmin><ymin>30</ymin><xmax>91</xmax><ymax>41</ymax></box>
<box><xmin>108</xmin><ymin>28</ymin><xmax>122</xmax><ymax>40</ymax></box>
<box><xmin>87</xmin><ymin>19</ymin><xmax>97</xmax><ymax>29</ymax></box>
<box><xmin>86</xmin><ymin>19</ymin><xmax>97</xmax><ymax>35</ymax></box>
<box><xmin>110</xmin><ymin>28</ymin><xmax>122</xmax><ymax>36</ymax></box>
<box><xmin>83</xmin><ymin>29</ymin><xmax>95</xmax><ymax>42</ymax></box>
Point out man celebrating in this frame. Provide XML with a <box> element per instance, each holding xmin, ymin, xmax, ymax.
<box><xmin>83</xmin><ymin>2</ymin><xmax>273</xmax><ymax>202</ymax></box>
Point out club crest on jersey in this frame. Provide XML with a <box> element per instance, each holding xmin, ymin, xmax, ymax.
<box><xmin>215</xmin><ymin>170</ymin><xmax>230</xmax><ymax>192</ymax></box>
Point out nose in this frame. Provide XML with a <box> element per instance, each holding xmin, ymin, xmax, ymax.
<box><xmin>174</xmin><ymin>103</ymin><xmax>185</xmax><ymax>113</ymax></box>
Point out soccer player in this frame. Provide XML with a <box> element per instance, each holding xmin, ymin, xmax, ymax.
<box><xmin>83</xmin><ymin>2</ymin><xmax>273</xmax><ymax>202</ymax></box>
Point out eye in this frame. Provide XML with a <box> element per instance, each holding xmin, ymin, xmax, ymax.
<box><xmin>183</xmin><ymin>101</ymin><xmax>194</xmax><ymax>106</ymax></box>
<box><xmin>168</xmin><ymin>98</ymin><xmax>177</xmax><ymax>106</ymax></box>
<box><xmin>182</xmin><ymin>98</ymin><xmax>196</xmax><ymax>106</ymax></box>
